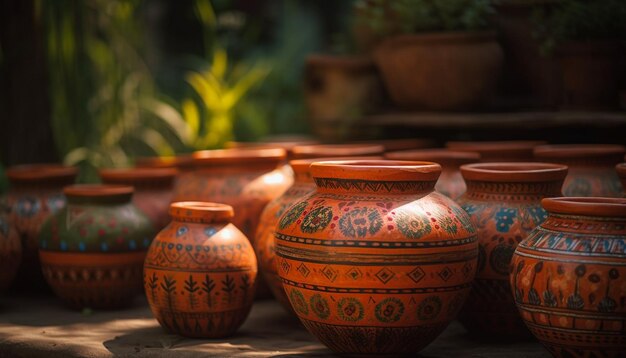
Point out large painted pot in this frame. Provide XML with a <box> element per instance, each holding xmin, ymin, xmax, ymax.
<box><xmin>511</xmin><ymin>197</ymin><xmax>626</xmax><ymax>357</ymax></box>
<box><xmin>275</xmin><ymin>160</ymin><xmax>478</xmax><ymax>355</ymax></box>
<box><xmin>145</xmin><ymin>202</ymin><xmax>257</xmax><ymax>338</ymax></box>
<box><xmin>99</xmin><ymin>167</ymin><xmax>178</xmax><ymax>231</ymax></box>
<box><xmin>617</xmin><ymin>163</ymin><xmax>626</xmax><ymax>196</ymax></box>
<box><xmin>534</xmin><ymin>144</ymin><xmax>626</xmax><ymax>197</ymax></box>
<box><xmin>456</xmin><ymin>163</ymin><xmax>568</xmax><ymax>340</ymax></box>
<box><xmin>446</xmin><ymin>140</ymin><xmax>546</xmax><ymax>162</ymax></box>
<box><xmin>291</xmin><ymin>144</ymin><xmax>384</xmax><ymax>160</ymax></box>
<box><xmin>38</xmin><ymin>185</ymin><xmax>154</xmax><ymax>309</ymax></box>
<box><xmin>0</xmin><ymin>211</ymin><xmax>21</xmax><ymax>291</ymax></box>
<box><xmin>5</xmin><ymin>164</ymin><xmax>77</xmax><ymax>287</ymax></box>
<box><xmin>386</xmin><ymin>149</ymin><xmax>480</xmax><ymax>199</ymax></box>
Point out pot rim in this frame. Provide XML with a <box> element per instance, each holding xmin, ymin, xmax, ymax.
<box><xmin>379</xmin><ymin>31</ymin><xmax>498</xmax><ymax>48</ymax></box>
<box><xmin>64</xmin><ymin>184</ymin><xmax>133</xmax><ymax>198</ymax></box>
<box><xmin>534</xmin><ymin>144</ymin><xmax>626</xmax><ymax>159</ymax></box>
<box><xmin>134</xmin><ymin>155</ymin><xmax>193</xmax><ymax>169</ymax></box>
<box><xmin>542</xmin><ymin>197</ymin><xmax>626</xmax><ymax>218</ymax></box>
<box><xmin>169</xmin><ymin>201</ymin><xmax>234</xmax><ymax>222</ymax></box>
<box><xmin>310</xmin><ymin>160</ymin><xmax>441</xmax><ymax>181</ymax></box>
<box><xmin>461</xmin><ymin>162</ymin><xmax>568</xmax><ymax>182</ymax></box>
<box><xmin>350</xmin><ymin>138</ymin><xmax>435</xmax><ymax>152</ymax></box>
<box><xmin>446</xmin><ymin>140</ymin><xmax>546</xmax><ymax>153</ymax></box>
<box><xmin>386</xmin><ymin>149</ymin><xmax>481</xmax><ymax>163</ymax></box>
<box><xmin>99</xmin><ymin>167</ymin><xmax>179</xmax><ymax>182</ymax></box>
<box><xmin>289</xmin><ymin>156</ymin><xmax>384</xmax><ymax>175</ymax></box>
<box><xmin>7</xmin><ymin>164</ymin><xmax>78</xmax><ymax>182</ymax></box>
<box><xmin>193</xmin><ymin>148</ymin><xmax>286</xmax><ymax>166</ymax></box>
<box><xmin>291</xmin><ymin>144</ymin><xmax>385</xmax><ymax>159</ymax></box>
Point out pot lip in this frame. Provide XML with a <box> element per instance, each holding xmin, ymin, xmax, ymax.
<box><xmin>99</xmin><ymin>167</ymin><xmax>179</xmax><ymax>182</ymax></box>
<box><xmin>64</xmin><ymin>184</ymin><xmax>133</xmax><ymax>198</ymax></box>
<box><xmin>291</xmin><ymin>144</ymin><xmax>385</xmax><ymax>159</ymax></box>
<box><xmin>542</xmin><ymin>197</ymin><xmax>626</xmax><ymax>218</ymax></box>
<box><xmin>289</xmin><ymin>156</ymin><xmax>384</xmax><ymax>175</ymax></box>
<box><xmin>193</xmin><ymin>148</ymin><xmax>286</xmax><ymax>166</ymax></box>
<box><xmin>169</xmin><ymin>201</ymin><xmax>234</xmax><ymax>221</ymax></box>
<box><xmin>305</xmin><ymin>54</ymin><xmax>375</xmax><ymax>69</ymax></box>
<box><xmin>534</xmin><ymin>144</ymin><xmax>626</xmax><ymax>159</ymax></box>
<box><xmin>386</xmin><ymin>149</ymin><xmax>481</xmax><ymax>163</ymax></box>
<box><xmin>461</xmin><ymin>162</ymin><xmax>568</xmax><ymax>182</ymax></box>
<box><xmin>617</xmin><ymin>162</ymin><xmax>626</xmax><ymax>176</ymax></box>
<box><xmin>134</xmin><ymin>155</ymin><xmax>193</xmax><ymax>169</ymax></box>
<box><xmin>310</xmin><ymin>160</ymin><xmax>441</xmax><ymax>182</ymax></box>
<box><xmin>225</xmin><ymin>139</ymin><xmax>319</xmax><ymax>152</ymax></box>
<box><xmin>446</xmin><ymin>140</ymin><xmax>546</xmax><ymax>153</ymax></box>
<box><xmin>7</xmin><ymin>164</ymin><xmax>78</xmax><ymax>182</ymax></box>
<box><xmin>379</xmin><ymin>30</ymin><xmax>498</xmax><ymax>47</ymax></box>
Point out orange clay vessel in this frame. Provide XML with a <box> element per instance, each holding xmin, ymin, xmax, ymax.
<box><xmin>446</xmin><ymin>140</ymin><xmax>546</xmax><ymax>162</ymax></box>
<box><xmin>511</xmin><ymin>197</ymin><xmax>626</xmax><ymax>357</ymax></box>
<box><xmin>291</xmin><ymin>143</ymin><xmax>384</xmax><ymax>159</ymax></box>
<box><xmin>0</xmin><ymin>211</ymin><xmax>21</xmax><ymax>291</ymax></box>
<box><xmin>617</xmin><ymin>163</ymin><xmax>626</xmax><ymax>196</ymax></box>
<box><xmin>275</xmin><ymin>160</ymin><xmax>478</xmax><ymax>355</ymax></box>
<box><xmin>456</xmin><ymin>163</ymin><xmax>568</xmax><ymax>340</ymax></box>
<box><xmin>144</xmin><ymin>202</ymin><xmax>257</xmax><ymax>338</ymax></box>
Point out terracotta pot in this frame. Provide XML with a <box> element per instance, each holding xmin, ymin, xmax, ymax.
<box><xmin>374</xmin><ymin>32</ymin><xmax>503</xmax><ymax>110</ymax></box>
<box><xmin>225</xmin><ymin>136</ymin><xmax>319</xmax><ymax>160</ymax></box>
<box><xmin>511</xmin><ymin>197</ymin><xmax>626</xmax><ymax>357</ymax></box>
<box><xmin>275</xmin><ymin>160</ymin><xmax>478</xmax><ymax>355</ymax></box>
<box><xmin>0</xmin><ymin>212</ymin><xmax>21</xmax><ymax>291</ymax></box>
<box><xmin>534</xmin><ymin>144</ymin><xmax>626</xmax><ymax>197</ymax></box>
<box><xmin>145</xmin><ymin>202</ymin><xmax>257</xmax><ymax>338</ymax></box>
<box><xmin>5</xmin><ymin>164</ymin><xmax>77</xmax><ymax>288</ymax></box>
<box><xmin>99</xmin><ymin>167</ymin><xmax>178</xmax><ymax>231</ymax></box>
<box><xmin>386</xmin><ymin>149</ymin><xmax>481</xmax><ymax>199</ymax></box>
<box><xmin>38</xmin><ymin>185</ymin><xmax>154</xmax><ymax>309</ymax></box>
<box><xmin>291</xmin><ymin>144</ymin><xmax>384</xmax><ymax>160</ymax></box>
<box><xmin>617</xmin><ymin>163</ymin><xmax>626</xmax><ymax>196</ymax></box>
<box><xmin>456</xmin><ymin>163</ymin><xmax>568</xmax><ymax>340</ymax></box>
<box><xmin>349</xmin><ymin>138</ymin><xmax>435</xmax><ymax>152</ymax></box>
<box><xmin>173</xmin><ymin>148</ymin><xmax>292</xmax><ymax>298</ymax></box>
<box><xmin>446</xmin><ymin>140</ymin><xmax>546</xmax><ymax>162</ymax></box>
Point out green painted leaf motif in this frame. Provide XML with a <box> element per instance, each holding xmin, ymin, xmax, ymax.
<box><xmin>375</xmin><ymin>297</ymin><xmax>405</xmax><ymax>323</ymax></box>
<box><xmin>300</xmin><ymin>206</ymin><xmax>333</xmax><ymax>234</ymax></box>
<box><xmin>338</xmin><ymin>207</ymin><xmax>383</xmax><ymax>238</ymax></box>
<box><xmin>396</xmin><ymin>210</ymin><xmax>431</xmax><ymax>239</ymax></box>
<box><xmin>278</xmin><ymin>201</ymin><xmax>307</xmax><ymax>230</ymax></box>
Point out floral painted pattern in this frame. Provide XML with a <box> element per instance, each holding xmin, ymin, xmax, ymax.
<box><xmin>300</xmin><ymin>206</ymin><xmax>333</xmax><ymax>234</ymax></box>
<box><xmin>494</xmin><ymin>207</ymin><xmax>518</xmax><ymax>233</ymax></box>
<box><xmin>338</xmin><ymin>207</ymin><xmax>383</xmax><ymax>238</ymax></box>
<box><xmin>278</xmin><ymin>201</ymin><xmax>308</xmax><ymax>230</ymax></box>
<box><xmin>396</xmin><ymin>210</ymin><xmax>431</xmax><ymax>240</ymax></box>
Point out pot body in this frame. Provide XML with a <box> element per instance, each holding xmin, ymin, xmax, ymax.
<box><xmin>275</xmin><ymin>161</ymin><xmax>478</xmax><ymax>355</ymax></box>
<box><xmin>144</xmin><ymin>203</ymin><xmax>257</xmax><ymax>338</ymax></box>
<box><xmin>0</xmin><ymin>213</ymin><xmax>21</xmax><ymax>291</ymax></box>
<box><xmin>511</xmin><ymin>198</ymin><xmax>626</xmax><ymax>357</ymax></box>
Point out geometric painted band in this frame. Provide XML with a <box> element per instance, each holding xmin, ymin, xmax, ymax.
<box><xmin>514</xmin><ymin>249</ymin><xmax>626</xmax><ymax>266</ymax></box>
<box><xmin>281</xmin><ymin>277</ymin><xmax>472</xmax><ymax>294</ymax></box>
<box><xmin>275</xmin><ymin>232</ymin><xmax>477</xmax><ymax>249</ymax></box>
<box><xmin>517</xmin><ymin>303</ymin><xmax>626</xmax><ymax>321</ymax></box>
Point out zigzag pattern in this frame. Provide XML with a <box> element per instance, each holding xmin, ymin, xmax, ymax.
<box><xmin>314</xmin><ymin>178</ymin><xmax>435</xmax><ymax>193</ymax></box>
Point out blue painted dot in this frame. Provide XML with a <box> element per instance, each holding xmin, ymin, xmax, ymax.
<box><xmin>60</xmin><ymin>241</ymin><xmax>68</xmax><ymax>251</ymax></box>
<box><xmin>204</xmin><ymin>227</ymin><xmax>217</xmax><ymax>237</ymax></box>
<box><xmin>186</xmin><ymin>245</ymin><xmax>192</xmax><ymax>251</ymax></box>
<box><xmin>176</xmin><ymin>244</ymin><xmax>183</xmax><ymax>251</ymax></box>
<box><xmin>78</xmin><ymin>242</ymin><xmax>86</xmax><ymax>252</ymax></box>
<box><xmin>101</xmin><ymin>242</ymin><xmax>109</xmax><ymax>252</ymax></box>
<box><xmin>129</xmin><ymin>240</ymin><xmax>137</xmax><ymax>250</ymax></box>
<box><xmin>167</xmin><ymin>243</ymin><xmax>174</xmax><ymax>250</ymax></box>
<box><xmin>176</xmin><ymin>226</ymin><xmax>188</xmax><ymax>237</ymax></box>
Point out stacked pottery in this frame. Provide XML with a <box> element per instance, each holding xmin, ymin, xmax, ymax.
<box><xmin>145</xmin><ymin>202</ymin><xmax>257</xmax><ymax>338</ymax></box>
<box><xmin>5</xmin><ymin>164</ymin><xmax>77</xmax><ymax>288</ymax></box>
<box><xmin>534</xmin><ymin>144</ymin><xmax>626</xmax><ymax>197</ymax></box>
<box><xmin>291</xmin><ymin>143</ymin><xmax>384</xmax><ymax>159</ymax></box>
<box><xmin>386</xmin><ymin>149</ymin><xmax>480</xmax><ymax>199</ymax></box>
<box><xmin>38</xmin><ymin>185</ymin><xmax>154</xmax><ymax>309</ymax></box>
<box><xmin>275</xmin><ymin>160</ymin><xmax>478</xmax><ymax>355</ymax></box>
<box><xmin>456</xmin><ymin>163</ymin><xmax>568</xmax><ymax>340</ymax></box>
<box><xmin>617</xmin><ymin>163</ymin><xmax>626</xmax><ymax>196</ymax></box>
<box><xmin>446</xmin><ymin>140</ymin><xmax>545</xmax><ymax>162</ymax></box>
<box><xmin>99</xmin><ymin>167</ymin><xmax>178</xmax><ymax>230</ymax></box>
<box><xmin>0</xmin><ymin>210</ymin><xmax>21</xmax><ymax>291</ymax></box>
<box><xmin>511</xmin><ymin>197</ymin><xmax>626</xmax><ymax>357</ymax></box>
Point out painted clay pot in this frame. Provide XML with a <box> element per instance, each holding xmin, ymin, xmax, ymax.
<box><xmin>0</xmin><ymin>212</ymin><xmax>21</xmax><ymax>291</ymax></box>
<box><xmin>456</xmin><ymin>163</ymin><xmax>568</xmax><ymax>340</ymax></box>
<box><xmin>511</xmin><ymin>197</ymin><xmax>626</xmax><ymax>357</ymax></box>
<box><xmin>99</xmin><ymin>167</ymin><xmax>178</xmax><ymax>230</ymax></box>
<box><xmin>617</xmin><ymin>163</ymin><xmax>626</xmax><ymax>196</ymax></box>
<box><xmin>145</xmin><ymin>202</ymin><xmax>257</xmax><ymax>338</ymax></box>
<box><xmin>446</xmin><ymin>140</ymin><xmax>546</xmax><ymax>162</ymax></box>
<box><xmin>534</xmin><ymin>144</ymin><xmax>626</xmax><ymax>197</ymax></box>
<box><xmin>275</xmin><ymin>160</ymin><xmax>478</xmax><ymax>355</ymax></box>
<box><xmin>134</xmin><ymin>155</ymin><xmax>194</xmax><ymax>201</ymax></box>
<box><xmin>173</xmin><ymin>148</ymin><xmax>292</xmax><ymax>298</ymax></box>
<box><xmin>386</xmin><ymin>149</ymin><xmax>480</xmax><ymax>199</ymax></box>
<box><xmin>38</xmin><ymin>185</ymin><xmax>154</xmax><ymax>309</ymax></box>
<box><xmin>5</xmin><ymin>164</ymin><xmax>77</xmax><ymax>288</ymax></box>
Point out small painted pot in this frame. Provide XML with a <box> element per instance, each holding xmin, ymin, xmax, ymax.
<box><xmin>99</xmin><ymin>167</ymin><xmax>178</xmax><ymax>230</ymax></box>
<box><xmin>617</xmin><ymin>163</ymin><xmax>626</xmax><ymax>196</ymax></box>
<box><xmin>446</xmin><ymin>140</ymin><xmax>546</xmax><ymax>162</ymax></box>
<box><xmin>386</xmin><ymin>149</ymin><xmax>480</xmax><ymax>199</ymax></box>
<box><xmin>534</xmin><ymin>144</ymin><xmax>626</xmax><ymax>197</ymax></box>
<box><xmin>275</xmin><ymin>160</ymin><xmax>478</xmax><ymax>355</ymax></box>
<box><xmin>291</xmin><ymin>144</ymin><xmax>384</xmax><ymax>159</ymax></box>
<box><xmin>38</xmin><ymin>185</ymin><xmax>154</xmax><ymax>309</ymax></box>
<box><xmin>5</xmin><ymin>164</ymin><xmax>77</xmax><ymax>287</ymax></box>
<box><xmin>456</xmin><ymin>163</ymin><xmax>568</xmax><ymax>340</ymax></box>
<box><xmin>0</xmin><ymin>212</ymin><xmax>21</xmax><ymax>291</ymax></box>
<box><xmin>511</xmin><ymin>197</ymin><xmax>626</xmax><ymax>358</ymax></box>
<box><xmin>145</xmin><ymin>202</ymin><xmax>257</xmax><ymax>338</ymax></box>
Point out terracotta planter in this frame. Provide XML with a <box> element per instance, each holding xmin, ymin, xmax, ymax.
<box><xmin>511</xmin><ymin>197</ymin><xmax>626</xmax><ymax>357</ymax></box>
<box><xmin>456</xmin><ymin>163</ymin><xmax>568</xmax><ymax>340</ymax></box>
<box><xmin>617</xmin><ymin>163</ymin><xmax>626</xmax><ymax>196</ymax></box>
<box><xmin>38</xmin><ymin>185</ymin><xmax>154</xmax><ymax>309</ymax></box>
<box><xmin>145</xmin><ymin>202</ymin><xmax>257</xmax><ymax>338</ymax></box>
<box><xmin>374</xmin><ymin>32</ymin><xmax>503</xmax><ymax>110</ymax></box>
<box><xmin>99</xmin><ymin>167</ymin><xmax>178</xmax><ymax>231</ymax></box>
<box><xmin>5</xmin><ymin>164</ymin><xmax>77</xmax><ymax>288</ymax></box>
<box><xmin>0</xmin><ymin>212</ymin><xmax>21</xmax><ymax>291</ymax></box>
<box><xmin>275</xmin><ymin>160</ymin><xmax>478</xmax><ymax>355</ymax></box>
<box><xmin>291</xmin><ymin>144</ymin><xmax>384</xmax><ymax>160</ymax></box>
<box><xmin>386</xmin><ymin>149</ymin><xmax>481</xmax><ymax>199</ymax></box>
<box><xmin>534</xmin><ymin>144</ymin><xmax>626</xmax><ymax>197</ymax></box>
<box><xmin>446</xmin><ymin>140</ymin><xmax>546</xmax><ymax>162</ymax></box>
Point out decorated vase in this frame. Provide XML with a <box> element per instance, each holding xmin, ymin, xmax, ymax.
<box><xmin>275</xmin><ymin>160</ymin><xmax>478</xmax><ymax>355</ymax></box>
<box><xmin>291</xmin><ymin>144</ymin><xmax>384</xmax><ymax>160</ymax></box>
<box><xmin>5</xmin><ymin>164</ymin><xmax>77</xmax><ymax>288</ymax></box>
<box><xmin>38</xmin><ymin>185</ymin><xmax>154</xmax><ymax>309</ymax></box>
<box><xmin>144</xmin><ymin>202</ymin><xmax>257</xmax><ymax>338</ymax></box>
<box><xmin>456</xmin><ymin>163</ymin><xmax>568</xmax><ymax>340</ymax></box>
<box><xmin>0</xmin><ymin>211</ymin><xmax>21</xmax><ymax>291</ymax></box>
<box><xmin>533</xmin><ymin>145</ymin><xmax>625</xmax><ymax>197</ymax></box>
<box><xmin>446</xmin><ymin>140</ymin><xmax>546</xmax><ymax>162</ymax></box>
<box><xmin>99</xmin><ymin>167</ymin><xmax>178</xmax><ymax>230</ymax></box>
<box><xmin>511</xmin><ymin>197</ymin><xmax>626</xmax><ymax>357</ymax></box>
<box><xmin>617</xmin><ymin>163</ymin><xmax>626</xmax><ymax>196</ymax></box>
<box><xmin>386</xmin><ymin>149</ymin><xmax>480</xmax><ymax>199</ymax></box>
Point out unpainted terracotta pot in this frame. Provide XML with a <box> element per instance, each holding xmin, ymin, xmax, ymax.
<box><xmin>534</xmin><ymin>144</ymin><xmax>626</xmax><ymax>197</ymax></box>
<box><xmin>5</xmin><ymin>164</ymin><xmax>77</xmax><ymax>288</ymax></box>
<box><xmin>145</xmin><ymin>202</ymin><xmax>257</xmax><ymax>338</ymax></box>
<box><xmin>291</xmin><ymin>144</ymin><xmax>384</xmax><ymax>160</ymax></box>
<box><xmin>275</xmin><ymin>160</ymin><xmax>478</xmax><ymax>355</ymax></box>
<box><xmin>456</xmin><ymin>163</ymin><xmax>568</xmax><ymax>340</ymax></box>
<box><xmin>38</xmin><ymin>185</ymin><xmax>154</xmax><ymax>309</ymax></box>
<box><xmin>386</xmin><ymin>149</ymin><xmax>480</xmax><ymax>199</ymax></box>
<box><xmin>446</xmin><ymin>140</ymin><xmax>546</xmax><ymax>162</ymax></box>
<box><xmin>511</xmin><ymin>197</ymin><xmax>626</xmax><ymax>357</ymax></box>
<box><xmin>99</xmin><ymin>167</ymin><xmax>178</xmax><ymax>231</ymax></box>
<box><xmin>374</xmin><ymin>32</ymin><xmax>503</xmax><ymax>110</ymax></box>
<box><xmin>617</xmin><ymin>163</ymin><xmax>626</xmax><ymax>196</ymax></box>
<box><xmin>0</xmin><ymin>212</ymin><xmax>21</xmax><ymax>292</ymax></box>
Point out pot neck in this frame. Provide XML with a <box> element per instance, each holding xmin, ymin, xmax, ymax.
<box><xmin>169</xmin><ymin>202</ymin><xmax>234</xmax><ymax>224</ymax></box>
<box><xmin>541</xmin><ymin>197</ymin><xmax>626</xmax><ymax>233</ymax></box>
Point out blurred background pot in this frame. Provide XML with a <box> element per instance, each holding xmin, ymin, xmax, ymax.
<box><xmin>446</xmin><ymin>140</ymin><xmax>546</xmax><ymax>162</ymax></box>
<box><xmin>617</xmin><ymin>163</ymin><xmax>626</xmax><ymax>196</ymax></box>
<box><xmin>291</xmin><ymin>143</ymin><xmax>384</xmax><ymax>160</ymax></box>
<box><xmin>0</xmin><ymin>212</ymin><xmax>21</xmax><ymax>292</ymax></box>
